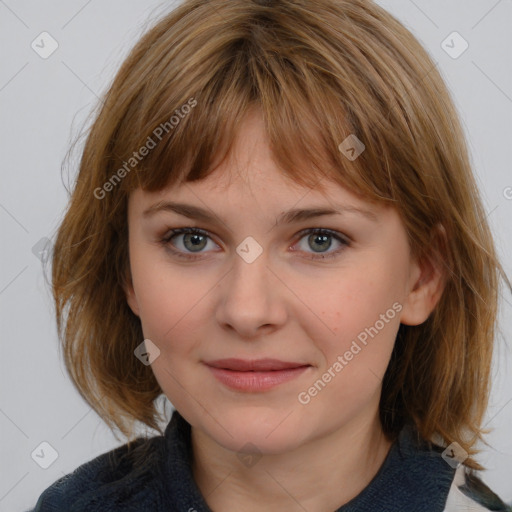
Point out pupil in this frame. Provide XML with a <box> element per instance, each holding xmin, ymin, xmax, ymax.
<box><xmin>186</xmin><ymin>234</ymin><xmax>206</xmax><ymax>251</ymax></box>
<box><xmin>310</xmin><ymin>234</ymin><xmax>331</xmax><ymax>252</ymax></box>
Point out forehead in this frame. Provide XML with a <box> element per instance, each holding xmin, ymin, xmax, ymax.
<box><xmin>128</xmin><ymin>173</ymin><xmax>388</xmax><ymax>243</ymax></box>
<box><xmin>128</xmin><ymin>165</ymin><xmax>385</xmax><ymax>230</ymax></box>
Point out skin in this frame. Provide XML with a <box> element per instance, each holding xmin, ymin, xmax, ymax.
<box><xmin>124</xmin><ymin>108</ymin><xmax>446</xmax><ymax>511</ymax></box>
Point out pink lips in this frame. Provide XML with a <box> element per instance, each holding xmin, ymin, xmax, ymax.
<box><xmin>204</xmin><ymin>358</ymin><xmax>311</xmax><ymax>392</ymax></box>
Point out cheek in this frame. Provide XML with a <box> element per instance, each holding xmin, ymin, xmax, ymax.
<box><xmin>131</xmin><ymin>260</ymin><xmax>209</xmax><ymax>407</ymax></box>
<box><xmin>300</xmin><ymin>274</ymin><xmax>402</xmax><ymax>417</ymax></box>
<box><xmin>307</xmin><ymin>260</ymin><xmax>403</xmax><ymax>333</ymax></box>
<box><xmin>129</xmin><ymin>243</ymin><xmax>197</xmax><ymax>344</ymax></box>
<box><xmin>301</xmin><ymin>257</ymin><xmax>404</xmax><ymax>378</ymax></box>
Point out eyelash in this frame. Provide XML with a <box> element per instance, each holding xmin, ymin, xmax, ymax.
<box><xmin>159</xmin><ymin>227</ymin><xmax>350</xmax><ymax>261</ymax></box>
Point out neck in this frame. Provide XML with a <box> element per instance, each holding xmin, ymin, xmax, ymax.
<box><xmin>191</xmin><ymin>406</ymin><xmax>394</xmax><ymax>512</ymax></box>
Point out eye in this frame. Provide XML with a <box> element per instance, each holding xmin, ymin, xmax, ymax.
<box><xmin>159</xmin><ymin>227</ymin><xmax>350</xmax><ymax>260</ymax></box>
<box><xmin>160</xmin><ymin>227</ymin><xmax>217</xmax><ymax>259</ymax></box>
<box><xmin>292</xmin><ymin>228</ymin><xmax>350</xmax><ymax>260</ymax></box>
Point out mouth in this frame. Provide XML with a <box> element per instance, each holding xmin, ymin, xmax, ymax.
<box><xmin>203</xmin><ymin>358</ymin><xmax>312</xmax><ymax>392</ymax></box>
<box><xmin>204</xmin><ymin>358</ymin><xmax>311</xmax><ymax>371</ymax></box>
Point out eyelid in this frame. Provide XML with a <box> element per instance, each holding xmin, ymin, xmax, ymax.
<box><xmin>293</xmin><ymin>227</ymin><xmax>351</xmax><ymax>244</ymax></box>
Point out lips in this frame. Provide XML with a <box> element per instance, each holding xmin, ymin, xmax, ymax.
<box><xmin>204</xmin><ymin>358</ymin><xmax>312</xmax><ymax>392</ymax></box>
<box><xmin>204</xmin><ymin>358</ymin><xmax>310</xmax><ymax>371</ymax></box>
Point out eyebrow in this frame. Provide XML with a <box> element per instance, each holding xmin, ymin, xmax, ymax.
<box><xmin>142</xmin><ymin>201</ymin><xmax>378</xmax><ymax>225</ymax></box>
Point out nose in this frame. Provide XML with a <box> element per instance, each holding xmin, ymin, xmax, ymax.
<box><xmin>215</xmin><ymin>246</ymin><xmax>288</xmax><ymax>339</ymax></box>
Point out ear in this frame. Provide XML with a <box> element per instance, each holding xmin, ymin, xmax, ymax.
<box><xmin>400</xmin><ymin>224</ymin><xmax>448</xmax><ymax>326</ymax></box>
<box><xmin>121</xmin><ymin>264</ymin><xmax>140</xmax><ymax>317</ymax></box>
<box><xmin>124</xmin><ymin>281</ymin><xmax>140</xmax><ymax>317</ymax></box>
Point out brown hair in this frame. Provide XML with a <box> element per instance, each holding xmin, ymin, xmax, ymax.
<box><xmin>49</xmin><ymin>0</ymin><xmax>510</xmax><ymax>469</ymax></box>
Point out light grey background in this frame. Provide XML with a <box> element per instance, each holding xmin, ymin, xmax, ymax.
<box><xmin>1</xmin><ymin>1</ymin><xmax>511</xmax><ymax>510</ymax></box>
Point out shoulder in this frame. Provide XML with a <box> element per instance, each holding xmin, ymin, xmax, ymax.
<box><xmin>29</xmin><ymin>433</ymin><xmax>167</xmax><ymax>512</ymax></box>
<box><xmin>368</xmin><ymin>424</ymin><xmax>511</xmax><ymax>512</ymax></box>
<box><xmin>443</xmin><ymin>464</ymin><xmax>512</xmax><ymax>512</ymax></box>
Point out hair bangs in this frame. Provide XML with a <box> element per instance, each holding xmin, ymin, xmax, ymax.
<box><xmin>109</xmin><ymin>10</ymin><xmax>402</xmax><ymax>209</ymax></box>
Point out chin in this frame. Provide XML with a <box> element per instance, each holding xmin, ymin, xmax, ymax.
<box><xmin>199</xmin><ymin>406</ymin><xmax>307</xmax><ymax>455</ymax></box>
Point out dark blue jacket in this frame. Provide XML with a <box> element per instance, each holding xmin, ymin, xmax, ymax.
<box><xmin>29</xmin><ymin>409</ymin><xmax>511</xmax><ymax>511</ymax></box>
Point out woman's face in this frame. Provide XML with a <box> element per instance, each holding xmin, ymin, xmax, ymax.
<box><xmin>125</xmin><ymin>109</ymin><xmax>438</xmax><ymax>455</ymax></box>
